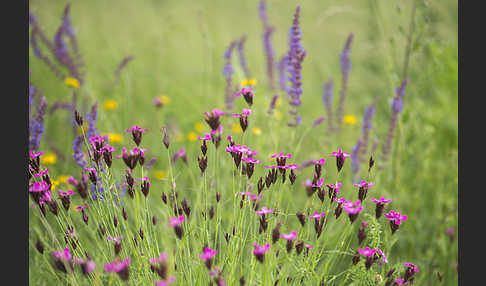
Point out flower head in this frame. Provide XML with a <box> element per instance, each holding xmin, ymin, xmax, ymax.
<box><xmin>384</xmin><ymin>211</ymin><xmax>408</xmax><ymax>225</ymax></box>
<box><xmin>280</xmin><ymin>231</ymin><xmax>297</xmax><ymax>240</ymax></box>
<box><xmin>371</xmin><ymin>197</ymin><xmax>392</xmax><ymax>204</ymax></box>
<box><xmin>199</xmin><ymin>248</ymin><xmax>217</xmax><ymax>261</ymax></box>
<box><xmin>307</xmin><ymin>212</ymin><xmax>326</xmax><ymax>220</ymax></box>
<box><xmin>343</xmin><ymin>200</ymin><xmax>363</xmax><ymax>215</ymax></box>
<box><xmin>255</xmin><ymin>207</ymin><xmax>273</xmax><ymax>215</ymax></box>
<box><xmin>358</xmin><ymin>247</ymin><xmax>376</xmax><ymax>257</ymax></box>
<box><xmin>168</xmin><ymin>215</ymin><xmax>185</xmax><ymax>227</ymax></box>
<box><xmin>253</xmin><ymin>243</ymin><xmax>270</xmax><ymax>255</ymax></box>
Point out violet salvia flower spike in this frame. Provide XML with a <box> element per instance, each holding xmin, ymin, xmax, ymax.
<box><xmin>322</xmin><ymin>79</ymin><xmax>334</xmax><ymax>133</ymax></box>
<box><xmin>335</xmin><ymin>32</ymin><xmax>354</xmax><ymax>129</ymax></box>
<box><xmin>223</xmin><ymin>40</ymin><xmax>238</xmax><ymax>111</ymax></box>
<box><xmin>359</xmin><ymin>97</ymin><xmax>378</xmax><ymax>160</ymax></box>
<box><xmin>259</xmin><ymin>0</ymin><xmax>276</xmax><ymax>90</ymax></box>
<box><xmin>237</xmin><ymin>35</ymin><xmax>251</xmax><ymax>80</ymax></box>
<box><xmin>86</xmin><ymin>101</ymin><xmax>99</xmax><ymax>139</ymax></box>
<box><xmin>381</xmin><ymin>78</ymin><xmax>409</xmax><ymax>165</ymax></box>
<box><xmin>29</xmin><ymin>95</ymin><xmax>48</xmax><ymax>151</ymax></box>
<box><xmin>286</xmin><ymin>5</ymin><xmax>306</xmax><ymax>126</ymax></box>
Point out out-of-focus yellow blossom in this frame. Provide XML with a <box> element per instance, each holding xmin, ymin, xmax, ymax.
<box><xmin>343</xmin><ymin>115</ymin><xmax>357</xmax><ymax>125</ymax></box>
<box><xmin>241</xmin><ymin>78</ymin><xmax>257</xmax><ymax>86</ymax></box>
<box><xmin>187</xmin><ymin>132</ymin><xmax>197</xmax><ymax>141</ymax></box>
<box><xmin>275</xmin><ymin>97</ymin><xmax>282</xmax><ymax>107</ymax></box>
<box><xmin>174</xmin><ymin>133</ymin><xmax>185</xmax><ymax>142</ymax></box>
<box><xmin>64</xmin><ymin>77</ymin><xmax>80</xmax><ymax>88</ymax></box>
<box><xmin>195</xmin><ymin>122</ymin><xmax>205</xmax><ymax>133</ymax></box>
<box><xmin>154</xmin><ymin>170</ymin><xmax>167</xmax><ymax>180</ymax></box>
<box><xmin>252</xmin><ymin>127</ymin><xmax>262</xmax><ymax>135</ymax></box>
<box><xmin>103</xmin><ymin>100</ymin><xmax>118</xmax><ymax>110</ymax></box>
<box><xmin>232</xmin><ymin>124</ymin><xmax>243</xmax><ymax>133</ymax></box>
<box><xmin>107</xmin><ymin>133</ymin><xmax>124</xmax><ymax>143</ymax></box>
<box><xmin>41</xmin><ymin>153</ymin><xmax>57</xmax><ymax>165</ymax></box>
<box><xmin>273</xmin><ymin>110</ymin><xmax>282</xmax><ymax>120</ymax></box>
<box><xmin>160</xmin><ymin>95</ymin><xmax>171</xmax><ymax>105</ymax></box>
<box><xmin>51</xmin><ymin>179</ymin><xmax>60</xmax><ymax>191</ymax></box>
<box><xmin>58</xmin><ymin>175</ymin><xmax>70</xmax><ymax>184</ymax></box>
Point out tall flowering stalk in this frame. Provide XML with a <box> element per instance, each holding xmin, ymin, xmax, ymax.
<box><xmin>259</xmin><ymin>0</ymin><xmax>275</xmax><ymax>90</ymax></box>
<box><xmin>237</xmin><ymin>36</ymin><xmax>251</xmax><ymax>80</ymax></box>
<box><xmin>29</xmin><ymin>95</ymin><xmax>48</xmax><ymax>151</ymax></box>
<box><xmin>223</xmin><ymin>40</ymin><xmax>238</xmax><ymax>111</ymax></box>
<box><xmin>336</xmin><ymin>33</ymin><xmax>354</xmax><ymax>129</ymax></box>
<box><xmin>86</xmin><ymin>102</ymin><xmax>99</xmax><ymax>139</ymax></box>
<box><xmin>286</xmin><ymin>6</ymin><xmax>306</xmax><ymax>126</ymax></box>
<box><xmin>381</xmin><ymin>79</ymin><xmax>408</xmax><ymax>164</ymax></box>
<box><xmin>322</xmin><ymin>79</ymin><xmax>334</xmax><ymax>133</ymax></box>
<box><xmin>359</xmin><ymin>98</ymin><xmax>378</xmax><ymax>161</ymax></box>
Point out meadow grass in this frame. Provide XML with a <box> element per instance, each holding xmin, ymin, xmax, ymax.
<box><xmin>29</xmin><ymin>0</ymin><xmax>457</xmax><ymax>285</ymax></box>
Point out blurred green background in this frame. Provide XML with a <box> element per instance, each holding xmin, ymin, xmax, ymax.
<box><xmin>29</xmin><ymin>0</ymin><xmax>457</xmax><ymax>284</ymax></box>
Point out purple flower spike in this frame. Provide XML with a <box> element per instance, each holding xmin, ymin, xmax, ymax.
<box><xmin>286</xmin><ymin>5</ymin><xmax>306</xmax><ymax>126</ymax></box>
<box><xmin>336</xmin><ymin>33</ymin><xmax>354</xmax><ymax>129</ymax></box>
<box><xmin>322</xmin><ymin>79</ymin><xmax>334</xmax><ymax>133</ymax></box>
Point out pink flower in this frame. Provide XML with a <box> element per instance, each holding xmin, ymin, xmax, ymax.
<box><xmin>125</xmin><ymin>125</ymin><xmax>146</xmax><ymax>133</ymax></box>
<box><xmin>199</xmin><ymin>248</ymin><xmax>217</xmax><ymax>260</ymax></box>
<box><xmin>253</xmin><ymin>243</ymin><xmax>270</xmax><ymax>255</ymax></box>
<box><xmin>271</xmin><ymin>152</ymin><xmax>292</xmax><ymax>159</ymax></box>
<box><xmin>236</xmin><ymin>191</ymin><xmax>253</xmax><ymax>196</ymax></box>
<box><xmin>307</xmin><ymin>212</ymin><xmax>326</xmax><ymax>219</ymax></box>
<box><xmin>282</xmin><ymin>164</ymin><xmax>299</xmax><ymax>170</ymax></box>
<box><xmin>403</xmin><ymin>263</ymin><xmax>419</xmax><ymax>273</ymax></box>
<box><xmin>168</xmin><ymin>215</ymin><xmax>185</xmax><ymax>227</ymax></box>
<box><xmin>234</xmin><ymin>87</ymin><xmax>253</xmax><ymax>97</ymax></box>
<box><xmin>53</xmin><ymin>248</ymin><xmax>72</xmax><ymax>260</ymax></box>
<box><xmin>371</xmin><ymin>196</ymin><xmax>392</xmax><ymax>204</ymax></box>
<box><xmin>330</xmin><ymin>148</ymin><xmax>352</xmax><ymax>159</ymax></box>
<box><xmin>353</xmin><ymin>180</ymin><xmax>374</xmax><ymax>189</ymax></box>
<box><xmin>255</xmin><ymin>207</ymin><xmax>273</xmax><ymax>215</ymax></box>
<box><xmin>304</xmin><ymin>244</ymin><xmax>314</xmax><ymax>249</ymax></box>
<box><xmin>395</xmin><ymin>278</ymin><xmax>406</xmax><ymax>285</ymax></box>
<box><xmin>155</xmin><ymin>277</ymin><xmax>176</xmax><ymax>286</ymax></box>
<box><xmin>358</xmin><ymin>247</ymin><xmax>376</xmax><ymax>257</ymax></box>
<box><xmin>75</xmin><ymin>205</ymin><xmax>88</xmax><ymax>211</ymax></box>
<box><xmin>343</xmin><ymin>200</ymin><xmax>363</xmax><ymax>215</ymax></box>
<box><xmin>107</xmin><ymin>235</ymin><xmax>123</xmax><ymax>242</ymax></box>
<box><xmin>376</xmin><ymin>248</ymin><xmax>388</xmax><ymax>264</ymax></box>
<box><xmin>198</xmin><ymin>133</ymin><xmax>213</xmax><ymax>141</ymax></box>
<box><xmin>33</xmin><ymin>168</ymin><xmax>49</xmax><ymax>178</ymax></box>
<box><xmin>29</xmin><ymin>181</ymin><xmax>50</xmax><ymax>193</ymax></box>
<box><xmin>384</xmin><ymin>211</ymin><xmax>408</xmax><ymax>225</ymax></box>
<box><xmin>280</xmin><ymin>231</ymin><xmax>297</xmax><ymax>240</ymax></box>
<box><xmin>312</xmin><ymin>158</ymin><xmax>326</xmax><ymax>165</ymax></box>
<box><xmin>104</xmin><ymin>258</ymin><xmax>131</xmax><ymax>273</ymax></box>
<box><xmin>58</xmin><ymin>190</ymin><xmax>76</xmax><ymax>196</ymax></box>
<box><xmin>150</xmin><ymin>252</ymin><xmax>168</xmax><ymax>265</ymax></box>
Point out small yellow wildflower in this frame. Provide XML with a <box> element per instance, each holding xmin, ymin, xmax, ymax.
<box><xmin>103</xmin><ymin>100</ymin><xmax>118</xmax><ymax>111</ymax></box>
<box><xmin>241</xmin><ymin>78</ymin><xmax>257</xmax><ymax>86</ymax></box>
<box><xmin>51</xmin><ymin>180</ymin><xmax>60</xmax><ymax>191</ymax></box>
<box><xmin>64</xmin><ymin>77</ymin><xmax>80</xmax><ymax>88</ymax></box>
<box><xmin>40</xmin><ymin>153</ymin><xmax>57</xmax><ymax>165</ymax></box>
<box><xmin>58</xmin><ymin>175</ymin><xmax>70</xmax><ymax>184</ymax></box>
<box><xmin>251</xmin><ymin>127</ymin><xmax>262</xmax><ymax>135</ymax></box>
<box><xmin>107</xmin><ymin>133</ymin><xmax>124</xmax><ymax>144</ymax></box>
<box><xmin>187</xmin><ymin>132</ymin><xmax>198</xmax><ymax>141</ymax></box>
<box><xmin>232</xmin><ymin>124</ymin><xmax>243</xmax><ymax>133</ymax></box>
<box><xmin>273</xmin><ymin>110</ymin><xmax>282</xmax><ymax>120</ymax></box>
<box><xmin>195</xmin><ymin>122</ymin><xmax>205</xmax><ymax>133</ymax></box>
<box><xmin>275</xmin><ymin>97</ymin><xmax>282</xmax><ymax>107</ymax></box>
<box><xmin>174</xmin><ymin>133</ymin><xmax>185</xmax><ymax>142</ymax></box>
<box><xmin>160</xmin><ymin>95</ymin><xmax>171</xmax><ymax>105</ymax></box>
<box><xmin>154</xmin><ymin>170</ymin><xmax>167</xmax><ymax>180</ymax></box>
<box><xmin>343</xmin><ymin>115</ymin><xmax>357</xmax><ymax>125</ymax></box>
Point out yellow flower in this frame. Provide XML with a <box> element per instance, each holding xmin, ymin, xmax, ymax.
<box><xmin>251</xmin><ymin>127</ymin><xmax>262</xmax><ymax>135</ymax></box>
<box><xmin>154</xmin><ymin>170</ymin><xmax>167</xmax><ymax>180</ymax></box>
<box><xmin>273</xmin><ymin>110</ymin><xmax>282</xmax><ymax>120</ymax></box>
<box><xmin>41</xmin><ymin>153</ymin><xmax>57</xmax><ymax>165</ymax></box>
<box><xmin>275</xmin><ymin>98</ymin><xmax>282</xmax><ymax>107</ymax></box>
<box><xmin>231</xmin><ymin>124</ymin><xmax>243</xmax><ymax>133</ymax></box>
<box><xmin>107</xmin><ymin>133</ymin><xmax>124</xmax><ymax>143</ymax></box>
<box><xmin>51</xmin><ymin>180</ymin><xmax>60</xmax><ymax>191</ymax></box>
<box><xmin>343</xmin><ymin>115</ymin><xmax>357</xmax><ymax>125</ymax></box>
<box><xmin>241</xmin><ymin>78</ymin><xmax>257</xmax><ymax>86</ymax></box>
<box><xmin>174</xmin><ymin>133</ymin><xmax>185</xmax><ymax>142</ymax></box>
<box><xmin>103</xmin><ymin>100</ymin><xmax>118</xmax><ymax>111</ymax></box>
<box><xmin>58</xmin><ymin>175</ymin><xmax>70</xmax><ymax>184</ymax></box>
<box><xmin>160</xmin><ymin>95</ymin><xmax>171</xmax><ymax>105</ymax></box>
<box><xmin>64</xmin><ymin>77</ymin><xmax>80</xmax><ymax>88</ymax></box>
<box><xmin>187</xmin><ymin>132</ymin><xmax>197</xmax><ymax>141</ymax></box>
<box><xmin>195</xmin><ymin>122</ymin><xmax>205</xmax><ymax>133</ymax></box>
